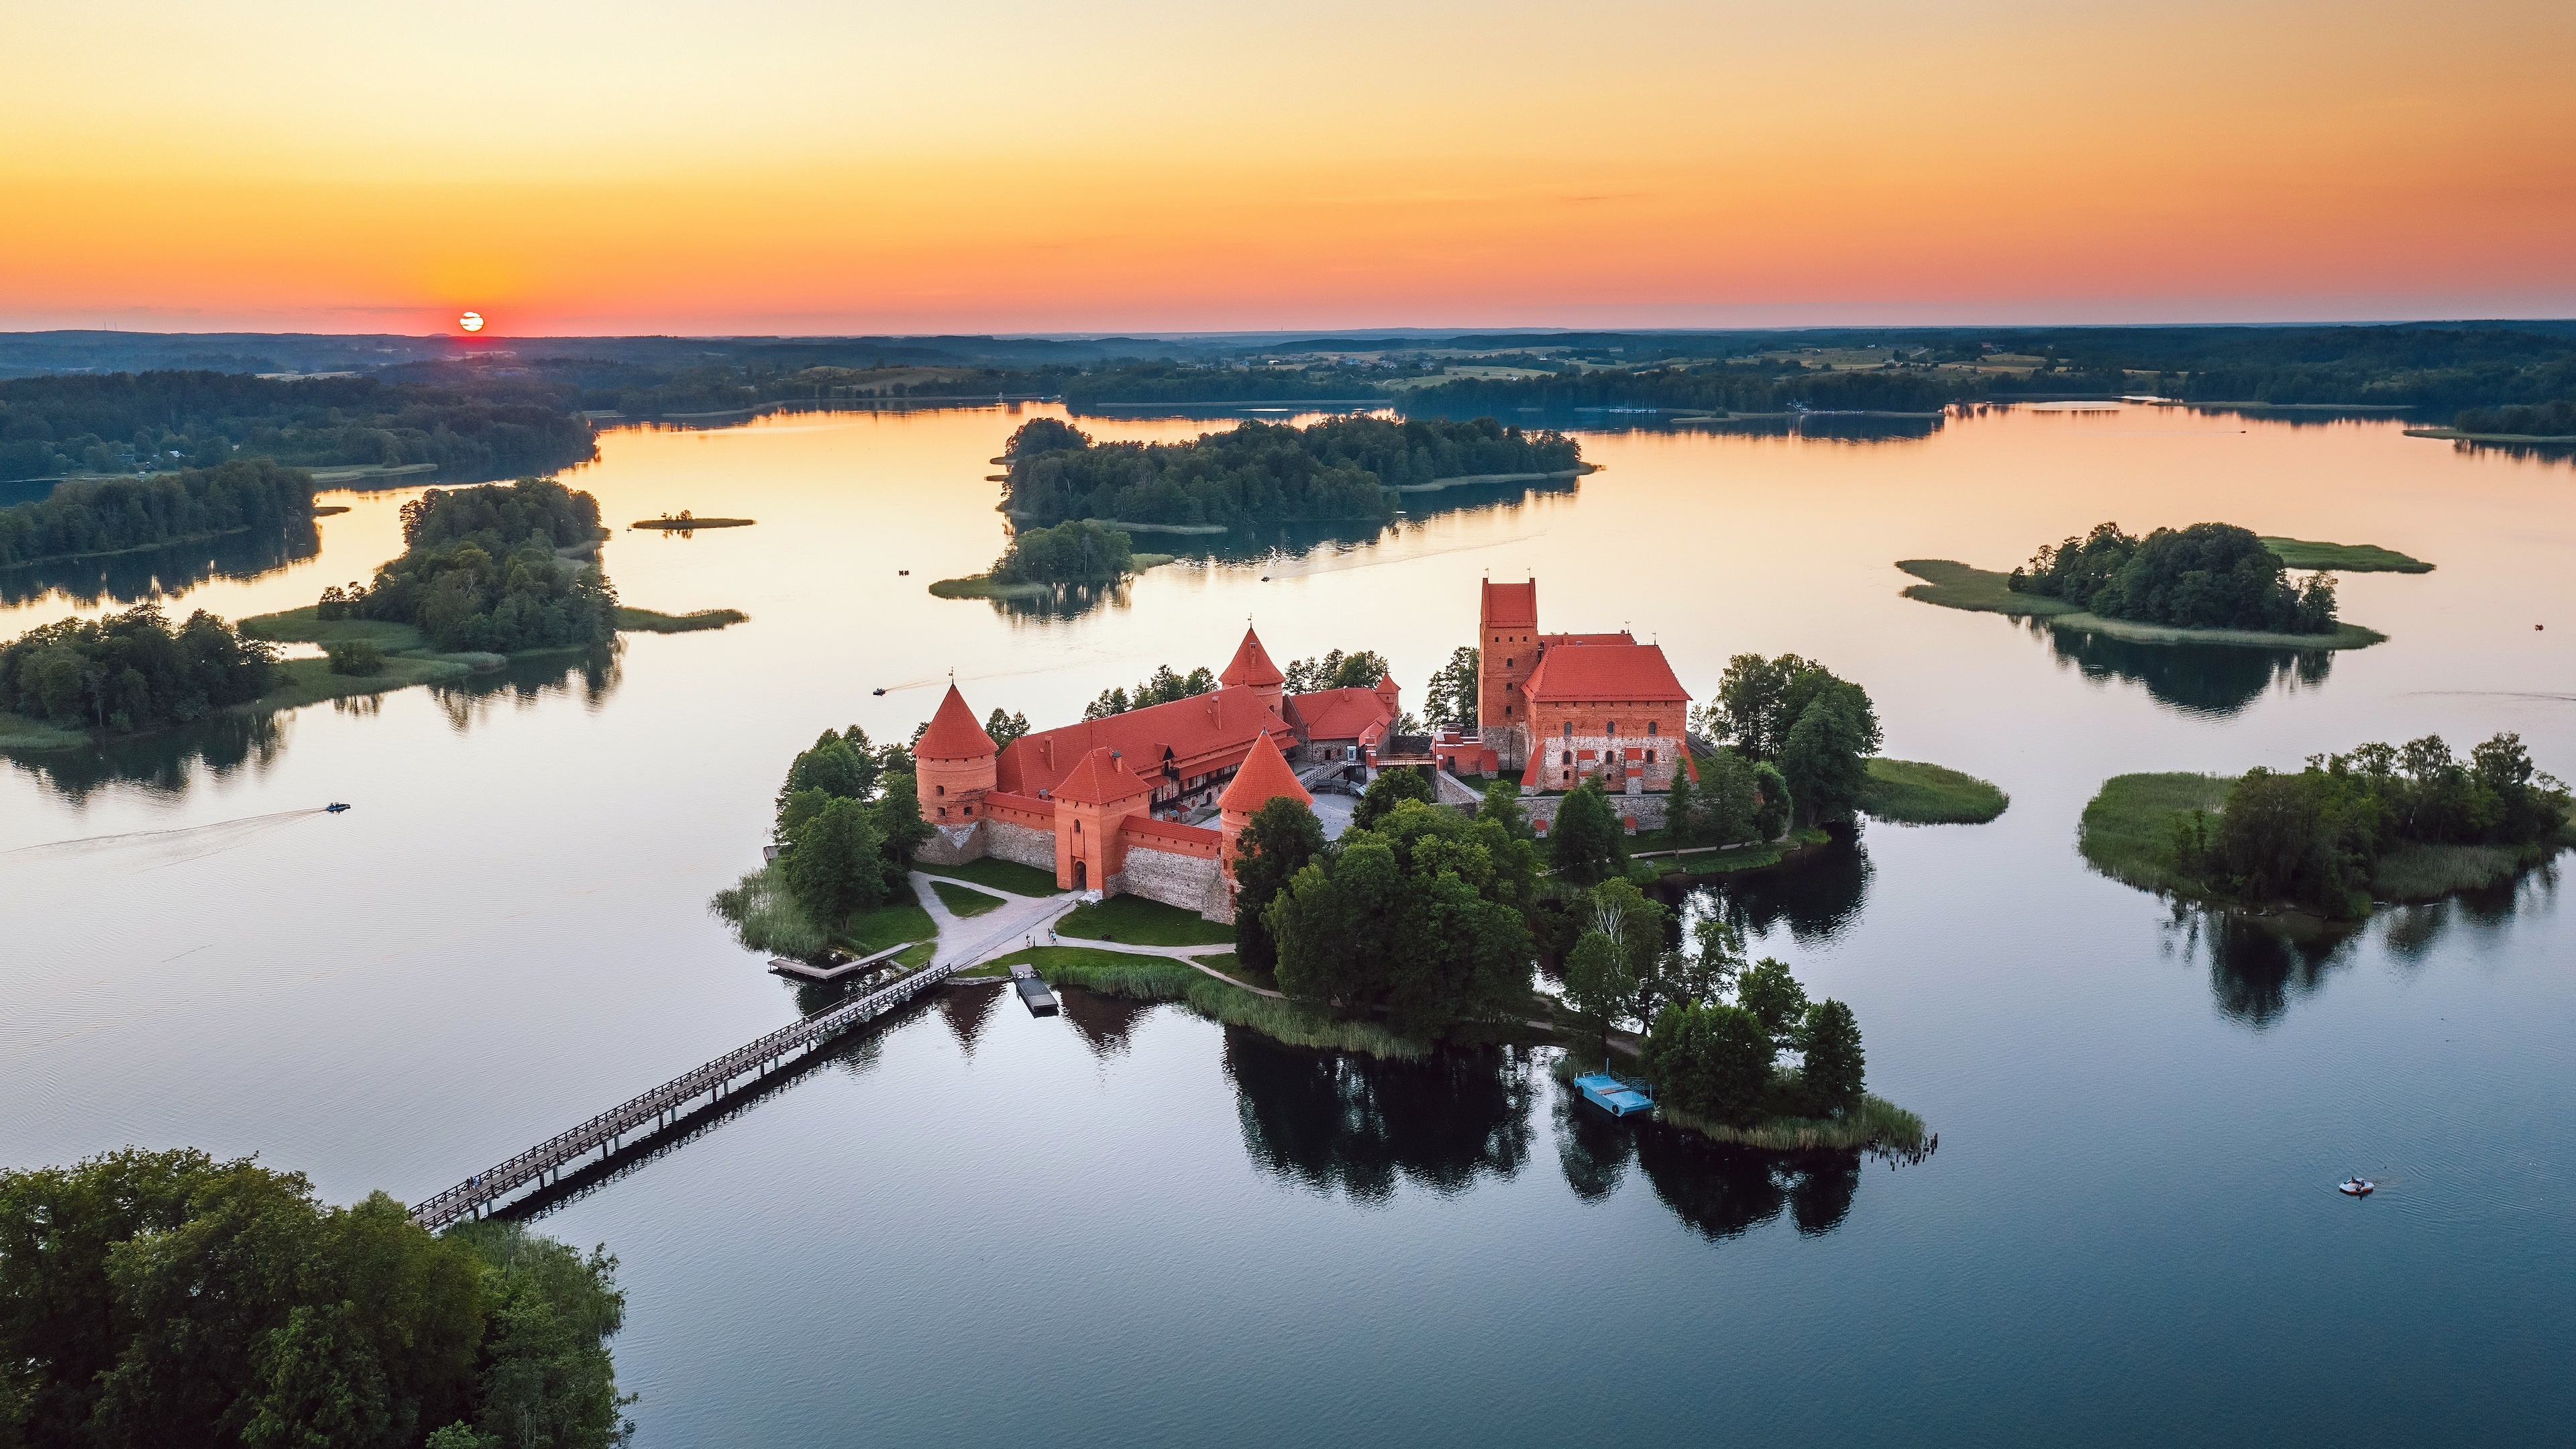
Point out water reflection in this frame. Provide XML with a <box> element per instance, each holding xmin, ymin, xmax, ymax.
<box><xmin>2033</xmin><ymin>616</ymin><xmax>2332</xmax><ymax>718</ymax></box>
<box><xmin>1059</xmin><ymin>985</ymin><xmax>1155</xmax><ymax>1059</ymax></box>
<box><xmin>1225</xmin><ymin>1032</ymin><xmax>1536</xmax><ymax>1201</ymax></box>
<box><xmin>2</xmin><ymin>709</ymin><xmax>287</xmax><ymax>802</ymax></box>
<box><xmin>2</xmin><ymin>647</ymin><xmax>621</xmax><ymax>799</ymax></box>
<box><xmin>1671</xmin><ymin>833</ymin><xmax>1874</xmax><ymax>947</ymax></box>
<box><xmin>0</xmin><ymin>520</ymin><xmax>321</xmax><ymax>608</ymax></box>
<box><xmin>1556</xmin><ymin>1091</ymin><xmax>1860</xmax><ymax>1238</ymax></box>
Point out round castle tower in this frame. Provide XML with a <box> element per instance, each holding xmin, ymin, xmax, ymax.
<box><xmin>915</xmin><ymin>682</ymin><xmax>999</xmax><ymax>828</ymax></box>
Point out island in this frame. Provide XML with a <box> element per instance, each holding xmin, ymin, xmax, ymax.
<box><xmin>632</xmin><ymin>511</ymin><xmax>756</xmax><ymax>531</ymax></box>
<box><xmin>2078</xmin><ymin>731</ymin><xmax>2575</xmax><ymax>920</ymax></box>
<box><xmin>0</xmin><ymin>478</ymin><xmax>745</xmax><ymax>749</ymax></box>
<box><xmin>996</xmin><ymin>413</ymin><xmax>1587</xmax><ymax>531</ymax></box>
<box><xmin>718</xmin><ymin>596</ymin><xmax>1935</xmax><ymax>1160</ymax></box>
<box><xmin>928</xmin><ymin>518</ymin><xmax>1176</xmax><ymax>601</ymax></box>
<box><xmin>1899</xmin><ymin>520</ymin><xmax>2402</xmax><ymax>649</ymax></box>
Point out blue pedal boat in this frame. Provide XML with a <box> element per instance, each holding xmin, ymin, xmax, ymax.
<box><xmin>1572</xmin><ymin>1072</ymin><xmax>1655</xmax><ymax>1118</ymax></box>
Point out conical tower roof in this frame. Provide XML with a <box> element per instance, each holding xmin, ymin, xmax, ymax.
<box><xmin>1220</xmin><ymin>627</ymin><xmax>1286</xmax><ymax>690</ymax></box>
<box><xmin>915</xmin><ymin>683</ymin><xmax>998</xmax><ymax>759</ymax></box>
<box><xmin>1053</xmin><ymin>746</ymin><xmax>1152</xmax><ymax>805</ymax></box>
<box><xmin>1220</xmin><ymin>731</ymin><xmax>1310</xmax><ymax>814</ymax></box>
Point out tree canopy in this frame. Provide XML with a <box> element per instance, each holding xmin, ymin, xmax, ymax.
<box><xmin>1548</xmin><ymin>780</ymin><xmax>1628</xmax><ymax>885</ymax></box>
<box><xmin>1420</xmin><ymin>645</ymin><xmax>1479</xmax><ymax>731</ymax></box>
<box><xmin>2008</xmin><ymin>521</ymin><xmax>2338</xmax><ymax>634</ymax></box>
<box><xmin>1641</xmin><ymin>956</ymin><xmax>1866</xmax><ymax>1124</ymax></box>
<box><xmin>0</xmin><ymin>604</ymin><xmax>276</xmax><ymax>734</ymax></box>
<box><xmin>0</xmin><ymin>460</ymin><xmax>315</xmax><ymax>570</ymax></box>
<box><xmin>769</xmin><ymin>726</ymin><xmax>934</xmax><ymax>936</ymax></box>
<box><xmin>987</xmin><ymin>519</ymin><xmax>1134</xmax><ymax>586</ymax></box>
<box><xmin>997</xmin><ymin>414</ymin><xmax>1578</xmax><ymax>529</ymax></box>
<box><xmin>1268</xmin><ymin>799</ymin><xmax>1538</xmax><ymax>1036</ymax></box>
<box><xmin>0</xmin><ymin>1148</ymin><xmax>629</xmax><ymax>1449</ymax></box>
<box><xmin>329</xmin><ymin>480</ymin><xmax>617</xmax><ymax>655</ymax></box>
<box><xmin>1231</xmin><ymin>795</ymin><xmax>1329</xmax><ymax>973</ymax></box>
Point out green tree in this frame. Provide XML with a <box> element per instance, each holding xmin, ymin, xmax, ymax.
<box><xmin>1548</xmin><ymin>780</ymin><xmax>1626</xmax><ymax>885</ymax></box>
<box><xmin>1351</xmin><ymin>765</ymin><xmax>1434</xmax><ymax>833</ymax></box>
<box><xmin>1562</xmin><ymin>931</ymin><xmax>1634</xmax><ymax>1043</ymax></box>
<box><xmin>782</xmin><ymin>796</ymin><xmax>890</xmax><ymax>928</ymax></box>
<box><xmin>1642</xmin><ymin>1003</ymin><xmax>1775</xmax><ymax>1124</ymax></box>
<box><xmin>1475</xmin><ymin>780</ymin><xmax>1527</xmax><ymax>836</ymax></box>
<box><xmin>1799</xmin><ymin>999</ymin><xmax>1866</xmax><ymax>1114</ymax></box>
<box><xmin>1422</xmin><ymin>645</ymin><xmax>1480</xmax><ymax>730</ymax></box>
<box><xmin>983</xmin><ymin>708</ymin><xmax>1030</xmax><ymax>746</ymax></box>
<box><xmin>1750</xmin><ymin>761</ymin><xmax>1794</xmax><ymax>839</ymax></box>
<box><xmin>1232</xmin><ymin>796</ymin><xmax>1328</xmax><ymax>973</ymax></box>
<box><xmin>1737</xmin><ymin>957</ymin><xmax>1811</xmax><ymax>1048</ymax></box>
<box><xmin>1663</xmin><ymin>765</ymin><xmax>1698</xmax><ymax>846</ymax></box>
<box><xmin>1269</xmin><ymin>802</ymin><xmax>1534</xmax><ymax>1033</ymax></box>
<box><xmin>1778</xmin><ymin>681</ymin><xmax>1880</xmax><ymax>826</ymax></box>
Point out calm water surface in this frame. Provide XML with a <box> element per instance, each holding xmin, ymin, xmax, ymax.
<box><xmin>4</xmin><ymin>405</ymin><xmax>2571</xmax><ymax>1446</ymax></box>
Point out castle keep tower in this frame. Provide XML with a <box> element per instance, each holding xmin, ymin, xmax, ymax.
<box><xmin>1220</xmin><ymin>626</ymin><xmax>1287</xmax><ymax>715</ymax></box>
<box><xmin>914</xmin><ymin>683</ymin><xmax>998</xmax><ymax>833</ymax></box>
<box><xmin>1477</xmin><ymin>579</ymin><xmax>1540</xmax><ymax>768</ymax></box>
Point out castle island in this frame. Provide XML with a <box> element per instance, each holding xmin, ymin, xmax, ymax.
<box><xmin>915</xmin><ymin>577</ymin><xmax>1700</xmax><ymax>922</ymax></box>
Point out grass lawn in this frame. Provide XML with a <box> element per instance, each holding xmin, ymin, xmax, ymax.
<box><xmin>1057</xmin><ymin>894</ymin><xmax>1236</xmax><ymax>947</ymax></box>
<box><xmin>1860</xmin><ymin>758</ymin><xmax>2010</xmax><ymax>824</ymax></box>
<box><xmin>929</xmin><ymin>879</ymin><xmax>1005</xmax><ymax>918</ymax></box>
<box><xmin>922</xmin><ymin>857</ymin><xmax>1066</xmax><ymax>896</ymax></box>
<box><xmin>255</xmin><ymin>655</ymin><xmax>472</xmax><ymax>710</ymax></box>
<box><xmin>985</xmin><ymin>946</ymin><xmax>1421</xmax><ymax>1059</ymax></box>
<box><xmin>2259</xmin><ymin>537</ymin><xmax>2434</xmax><ymax>574</ymax></box>
<box><xmin>841</xmin><ymin>885</ymin><xmax>936</xmax><ymax>956</ymax></box>
<box><xmin>239</xmin><ymin>606</ymin><xmax>426</xmax><ymax>650</ymax></box>
<box><xmin>1898</xmin><ymin>559</ymin><xmax>2386</xmax><ymax>649</ymax></box>
<box><xmin>616</xmin><ymin>606</ymin><xmax>748</xmax><ymax>633</ymax></box>
<box><xmin>2077</xmin><ymin>772</ymin><xmax>2235</xmax><ymax>894</ymax></box>
<box><xmin>1191</xmin><ymin>950</ymin><xmax>1277</xmax><ymax>991</ymax></box>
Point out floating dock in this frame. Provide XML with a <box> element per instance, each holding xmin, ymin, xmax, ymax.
<box><xmin>1010</xmin><ymin>961</ymin><xmax>1059</xmax><ymax>1016</ymax></box>
<box><xmin>1572</xmin><ymin>1072</ymin><xmax>1655</xmax><ymax>1118</ymax></box>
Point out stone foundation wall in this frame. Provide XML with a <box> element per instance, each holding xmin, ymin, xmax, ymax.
<box><xmin>914</xmin><ymin>822</ymin><xmax>981</xmax><ymax>866</ymax></box>
<box><xmin>1522</xmin><ymin>791</ymin><xmax>1667</xmax><ymax>835</ymax></box>
<box><xmin>1519</xmin><ymin>733</ymin><xmax>1684</xmax><ymax>794</ymax></box>
<box><xmin>983</xmin><ymin>818</ymin><xmax>1057</xmax><ymax>873</ymax></box>
<box><xmin>1109</xmin><ymin>843</ymin><xmax>1224</xmax><ymax>917</ymax></box>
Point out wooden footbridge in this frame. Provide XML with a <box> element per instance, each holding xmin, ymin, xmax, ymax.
<box><xmin>408</xmin><ymin>955</ymin><xmax>965</xmax><ymax>1230</ymax></box>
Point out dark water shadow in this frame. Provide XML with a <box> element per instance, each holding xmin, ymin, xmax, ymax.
<box><xmin>0</xmin><ymin>519</ymin><xmax>321</xmax><ymax>609</ymax></box>
<box><xmin>1556</xmin><ymin>1093</ymin><xmax>1862</xmax><ymax>1239</ymax></box>
<box><xmin>4</xmin><ymin>647</ymin><xmax>622</xmax><ymax>801</ymax></box>
<box><xmin>3</xmin><ymin>709</ymin><xmax>289</xmax><ymax>803</ymax></box>
<box><xmin>1663</xmin><ymin>831</ymin><xmax>1874</xmax><ymax>948</ymax></box>
<box><xmin>1059</xmin><ymin>983</ymin><xmax>1156</xmax><ymax>1059</ymax></box>
<box><xmin>2031</xmin><ymin>616</ymin><xmax>2333</xmax><ymax>719</ymax></box>
<box><xmin>1225</xmin><ymin>1032</ymin><xmax>1538</xmax><ymax>1203</ymax></box>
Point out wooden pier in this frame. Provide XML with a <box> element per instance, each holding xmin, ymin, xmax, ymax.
<box><xmin>409</xmin><ymin>957</ymin><xmax>963</xmax><ymax>1230</ymax></box>
<box><xmin>769</xmin><ymin>940</ymin><xmax>918</xmax><ymax>983</ymax></box>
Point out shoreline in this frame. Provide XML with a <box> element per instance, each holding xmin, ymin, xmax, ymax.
<box><xmin>1897</xmin><ymin>559</ymin><xmax>2387</xmax><ymax>650</ymax></box>
<box><xmin>928</xmin><ymin>553</ymin><xmax>1177</xmax><ymax>600</ymax></box>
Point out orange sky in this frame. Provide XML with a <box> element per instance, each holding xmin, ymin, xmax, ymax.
<box><xmin>5</xmin><ymin>0</ymin><xmax>2572</xmax><ymax>333</ymax></box>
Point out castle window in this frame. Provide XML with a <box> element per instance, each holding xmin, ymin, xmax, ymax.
<box><xmin>1074</xmin><ymin>819</ymin><xmax>1082</xmax><ymax>834</ymax></box>
<box><xmin>1646</xmin><ymin>750</ymin><xmax>1656</xmax><ymax>764</ymax></box>
<box><xmin>936</xmin><ymin>784</ymin><xmax>945</xmax><ymax>796</ymax></box>
<box><xmin>1562</xmin><ymin>722</ymin><xmax>1573</xmax><ymax>737</ymax></box>
<box><xmin>1562</xmin><ymin>751</ymin><xmax>1572</xmax><ymax>765</ymax></box>
<box><xmin>965</xmin><ymin>804</ymin><xmax>974</xmax><ymax>816</ymax></box>
<box><xmin>937</xmin><ymin>806</ymin><xmax>947</xmax><ymax>818</ymax></box>
<box><xmin>1607</xmin><ymin>720</ymin><xmax>1615</xmax><ymax>736</ymax></box>
<box><xmin>1647</xmin><ymin>720</ymin><xmax>1658</xmax><ymax>736</ymax></box>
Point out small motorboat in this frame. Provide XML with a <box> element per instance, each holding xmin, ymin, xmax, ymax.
<box><xmin>324</xmin><ymin>802</ymin><xmax>352</xmax><ymax>813</ymax></box>
<box><xmin>871</xmin><ymin>688</ymin><xmax>887</xmax><ymax>696</ymax></box>
<box><xmin>2339</xmin><ymin>1177</ymin><xmax>2375</xmax><ymax>1197</ymax></box>
<box><xmin>898</xmin><ymin>570</ymin><xmax>910</xmax><ymax>576</ymax></box>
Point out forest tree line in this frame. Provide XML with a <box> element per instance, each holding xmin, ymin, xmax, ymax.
<box><xmin>0</xmin><ymin>603</ymin><xmax>277</xmax><ymax>734</ymax></box>
<box><xmin>0</xmin><ymin>459</ymin><xmax>313</xmax><ymax>570</ymax></box>
<box><xmin>0</xmin><ymin>372</ymin><xmax>597</xmax><ymax>484</ymax></box>
<box><xmin>998</xmin><ymin>415</ymin><xmax>1582</xmax><ymax>529</ymax></box>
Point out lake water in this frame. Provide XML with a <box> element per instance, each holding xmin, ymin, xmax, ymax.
<box><xmin>5</xmin><ymin>404</ymin><xmax>2573</xmax><ymax>1446</ymax></box>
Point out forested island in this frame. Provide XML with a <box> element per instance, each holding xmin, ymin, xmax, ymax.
<box><xmin>928</xmin><ymin>519</ymin><xmax>1174</xmax><ymax>601</ymax></box>
<box><xmin>0</xmin><ymin>1148</ymin><xmax>631</xmax><ymax>1449</ymax></box>
<box><xmin>0</xmin><ymin>459</ymin><xmax>314</xmax><ymax>570</ymax></box>
<box><xmin>996</xmin><ymin>415</ymin><xmax>1585</xmax><ymax>530</ymax></box>
<box><xmin>1900</xmin><ymin>522</ymin><xmax>2405</xmax><ymax>649</ymax></box>
<box><xmin>2080</xmin><ymin>733</ymin><xmax>2574</xmax><ymax>918</ymax></box>
<box><xmin>0</xmin><ymin>371</ymin><xmax>596</xmax><ymax>484</ymax></box>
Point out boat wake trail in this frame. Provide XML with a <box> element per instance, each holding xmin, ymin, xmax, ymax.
<box><xmin>0</xmin><ymin>809</ymin><xmax>329</xmax><ymax>867</ymax></box>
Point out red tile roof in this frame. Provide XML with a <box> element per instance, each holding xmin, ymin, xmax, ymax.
<box><xmin>1520</xmin><ymin>642</ymin><xmax>1691</xmax><ymax>703</ymax></box>
<box><xmin>1220</xmin><ymin>627</ymin><xmax>1285</xmax><ymax>689</ymax></box>
<box><xmin>1482</xmin><ymin>579</ymin><xmax>1538</xmax><ymax>627</ymax></box>
<box><xmin>1051</xmin><ymin>746</ymin><xmax>1155</xmax><ymax>806</ymax></box>
<box><xmin>1541</xmin><ymin>631</ymin><xmax>1633</xmax><ymax>648</ymax></box>
<box><xmin>1220</xmin><ymin>731</ymin><xmax>1311</xmax><ymax>813</ymax></box>
<box><xmin>997</xmin><ymin>688</ymin><xmax>1289</xmax><ymax>798</ymax></box>
<box><xmin>915</xmin><ymin>683</ymin><xmax>998</xmax><ymax>760</ymax></box>
<box><xmin>1289</xmin><ymin>686</ymin><xmax>1393</xmax><ymax>743</ymax></box>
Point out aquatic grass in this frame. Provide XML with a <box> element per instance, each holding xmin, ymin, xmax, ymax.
<box><xmin>2257</xmin><ymin>537</ymin><xmax>2434</xmax><ymax>574</ymax></box>
<box><xmin>1897</xmin><ymin>559</ymin><xmax>2386</xmax><ymax>649</ymax></box>
<box><xmin>1895</xmin><ymin>559</ymin><xmax>2079</xmax><ymax>617</ymax></box>
<box><xmin>2371</xmin><ymin>842</ymin><xmax>2543</xmax><ymax>902</ymax></box>
<box><xmin>995</xmin><ymin>946</ymin><xmax>1426</xmax><ymax>1059</ymax></box>
<box><xmin>922</xmin><ymin>856</ymin><xmax>1067</xmax><ymax>896</ymax></box>
<box><xmin>930</xmin><ymin>879</ymin><xmax>1005</xmax><ymax>918</ymax></box>
<box><xmin>1859</xmin><ymin>758</ymin><xmax>2009</xmax><ymax>824</ymax></box>
<box><xmin>1654</xmin><ymin>1093</ymin><xmax>1929</xmax><ymax>1155</ymax></box>
<box><xmin>2077</xmin><ymin>772</ymin><xmax>2235</xmax><ymax>894</ymax></box>
<box><xmin>710</xmin><ymin>861</ymin><xmax>829</xmax><ymax>959</ymax></box>
<box><xmin>1057</xmin><ymin>894</ymin><xmax>1236</xmax><ymax>947</ymax></box>
<box><xmin>614</xmin><ymin>606</ymin><xmax>748</xmax><ymax>632</ymax></box>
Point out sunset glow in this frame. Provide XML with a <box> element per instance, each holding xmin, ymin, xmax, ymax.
<box><xmin>6</xmin><ymin>0</ymin><xmax>2573</xmax><ymax>332</ymax></box>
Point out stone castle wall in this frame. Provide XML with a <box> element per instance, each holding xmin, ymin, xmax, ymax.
<box><xmin>983</xmin><ymin>818</ymin><xmax>1057</xmax><ymax>873</ymax></box>
<box><xmin>914</xmin><ymin>822</ymin><xmax>980</xmax><ymax>867</ymax></box>
<box><xmin>1522</xmin><ymin>790</ymin><xmax>1667</xmax><ymax>836</ymax></box>
<box><xmin>1108</xmin><ymin>843</ymin><xmax>1224</xmax><ymax>918</ymax></box>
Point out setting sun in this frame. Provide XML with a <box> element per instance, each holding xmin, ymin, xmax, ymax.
<box><xmin>458</xmin><ymin>311</ymin><xmax>485</xmax><ymax>333</ymax></box>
